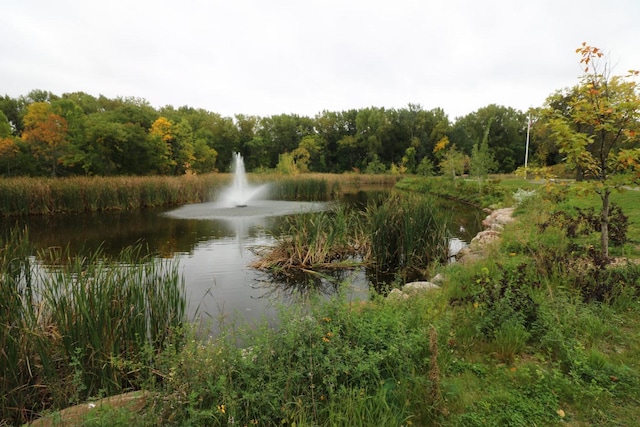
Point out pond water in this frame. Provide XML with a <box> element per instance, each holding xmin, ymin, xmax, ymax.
<box><xmin>0</xmin><ymin>188</ymin><xmax>484</xmax><ymax>332</ymax></box>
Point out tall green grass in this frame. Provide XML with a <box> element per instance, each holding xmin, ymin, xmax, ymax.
<box><xmin>0</xmin><ymin>228</ymin><xmax>186</xmax><ymax>425</ymax></box>
<box><xmin>0</xmin><ymin>173</ymin><xmax>400</xmax><ymax>216</ymax></box>
<box><xmin>268</xmin><ymin>177</ymin><xmax>332</xmax><ymax>201</ymax></box>
<box><xmin>365</xmin><ymin>193</ymin><xmax>450</xmax><ymax>282</ymax></box>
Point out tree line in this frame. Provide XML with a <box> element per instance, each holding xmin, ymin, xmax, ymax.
<box><xmin>0</xmin><ymin>90</ymin><xmax>531</xmax><ymax>177</ymax></box>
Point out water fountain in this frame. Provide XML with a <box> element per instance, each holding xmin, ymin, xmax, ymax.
<box><xmin>164</xmin><ymin>153</ymin><xmax>328</xmax><ymax>220</ymax></box>
<box><xmin>220</xmin><ymin>153</ymin><xmax>266</xmax><ymax>208</ymax></box>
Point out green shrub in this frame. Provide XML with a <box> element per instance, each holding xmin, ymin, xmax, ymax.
<box><xmin>151</xmin><ymin>294</ymin><xmax>439</xmax><ymax>426</ymax></box>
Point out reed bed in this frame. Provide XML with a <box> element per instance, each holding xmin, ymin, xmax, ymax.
<box><xmin>251</xmin><ymin>204</ymin><xmax>364</xmax><ymax>272</ymax></box>
<box><xmin>0</xmin><ymin>174</ymin><xmax>230</xmax><ymax>217</ymax></box>
<box><xmin>0</xmin><ymin>173</ymin><xmax>398</xmax><ymax>216</ymax></box>
<box><xmin>0</xmin><ymin>228</ymin><xmax>186</xmax><ymax>425</ymax></box>
<box><xmin>266</xmin><ymin>177</ymin><xmax>333</xmax><ymax>201</ymax></box>
<box><xmin>365</xmin><ymin>193</ymin><xmax>450</xmax><ymax>281</ymax></box>
<box><xmin>252</xmin><ymin>192</ymin><xmax>450</xmax><ymax>283</ymax></box>
<box><xmin>255</xmin><ymin>173</ymin><xmax>401</xmax><ymax>201</ymax></box>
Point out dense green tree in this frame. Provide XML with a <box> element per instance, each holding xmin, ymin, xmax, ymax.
<box><xmin>355</xmin><ymin>107</ymin><xmax>390</xmax><ymax>167</ymax></box>
<box><xmin>314</xmin><ymin>109</ymin><xmax>357</xmax><ymax>172</ymax></box>
<box><xmin>335</xmin><ymin>135</ymin><xmax>361</xmax><ymax>172</ymax></box>
<box><xmin>297</xmin><ymin>134</ymin><xmax>326</xmax><ymax>172</ymax></box>
<box><xmin>205</xmin><ymin>114</ymin><xmax>239</xmax><ymax>171</ymax></box>
<box><xmin>24</xmin><ymin>89</ymin><xmax>57</xmax><ymax>104</ymax></box>
<box><xmin>0</xmin><ymin>90</ymin><xmax>555</xmax><ymax>177</ymax></box>
<box><xmin>416</xmin><ymin>156</ymin><xmax>435</xmax><ymax>176</ymax></box>
<box><xmin>171</xmin><ymin>119</ymin><xmax>196</xmax><ymax>174</ymax></box>
<box><xmin>61</xmin><ymin>92</ymin><xmax>102</xmax><ymax>115</ymax></box>
<box><xmin>470</xmin><ymin>118</ymin><xmax>498</xmax><ymax>191</ymax></box>
<box><xmin>50</xmin><ymin>98</ymin><xmax>88</xmax><ymax>174</ymax></box>
<box><xmin>451</xmin><ymin>105</ymin><xmax>527</xmax><ymax>172</ymax></box>
<box><xmin>108</xmin><ymin>97</ymin><xmax>158</xmax><ymax>130</ymax></box>
<box><xmin>402</xmin><ymin>146</ymin><xmax>417</xmax><ymax>173</ymax></box>
<box><xmin>191</xmin><ymin>137</ymin><xmax>218</xmax><ymax>174</ymax></box>
<box><xmin>0</xmin><ymin>95</ymin><xmax>25</xmax><ymax>135</ymax></box>
<box><xmin>434</xmin><ymin>137</ymin><xmax>467</xmax><ymax>180</ymax></box>
<box><xmin>259</xmin><ymin>114</ymin><xmax>314</xmax><ymax>168</ymax></box>
<box><xmin>0</xmin><ymin>110</ymin><xmax>11</xmax><ymax>138</ymax></box>
<box><xmin>235</xmin><ymin>114</ymin><xmax>260</xmax><ymax>169</ymax></box>
<box><xmin>0</xmin><ymin>113</ymin><xmax>21</xmax><ymax>175</ymax></box>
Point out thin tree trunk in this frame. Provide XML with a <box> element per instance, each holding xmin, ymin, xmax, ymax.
<box><xmin>601</xmin><ymin>188</ymin><xmax>611</xmax><ymax>258</ymax></box>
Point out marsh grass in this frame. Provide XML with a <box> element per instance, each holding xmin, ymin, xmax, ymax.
<box><xmin>365</xmin><ymin>193</ymin><xmax>450</xmax><ymax>282</ymax></box>
<box><xmin>0</xmin><ymin>173</ymin><xmax>398</xmax><ymax>217</ymax></box>
<box><xmin>0</xmin><ymin>228</ymin><xmax>186</xmax><ymax>425</ymax></box>
<box><xmin>251</xmin><ymin>204</ymin><xmax>364</xmax><ymax>273</ymax></box>
<box><xmin>252</xmin><ymin>193</ymin><xmax>451</xmax><ymax>284</ymax></box>
<box><xmin>256</xmin><ymin>173</ymin><xmax>401</xmax><ymax>201</ymax></box>
<box><xmin>0</xmin><ymin>174</ymin><xmax>228</xmax><ymax>216</ymax></box>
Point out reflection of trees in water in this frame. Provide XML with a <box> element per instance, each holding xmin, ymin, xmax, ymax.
<box><xmin>254</xmin><ymin>266</ymin><xmax>361</xmax><ymax>301</ymax></box>
<box><xmin>0</xmin><ymin>208</ymin><xmax>271</xmax><ymax>258</ymax></box>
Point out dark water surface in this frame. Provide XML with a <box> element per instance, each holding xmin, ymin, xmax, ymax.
<box><xmin>0</xmin><ymin>189</ymin><xmax>484</xmax><ymax>331</ymax></box>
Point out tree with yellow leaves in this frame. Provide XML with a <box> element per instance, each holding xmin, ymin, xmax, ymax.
<box><xmin>545</xmin><ymin>43</ymin><xmax>640</xmax><ymax>257</ymax></box>
<box><xmin>21</xmin><ymin>102</ymin><xmax>69</xmax><ymax>176</ymax></box>
<box><xmin>434</xmin><ymin>136</ymin><xmax>467</xmax><ymax>180</ymax></box>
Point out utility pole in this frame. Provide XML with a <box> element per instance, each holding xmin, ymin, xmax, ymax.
<box><xmin>524</xmin><ymin>114</ymin><xmax>531</xmax><ymax>179</ymax></box>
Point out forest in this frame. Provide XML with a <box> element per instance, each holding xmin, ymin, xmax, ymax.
<box><xmin>0</xmin><ymin>89</ymin><xmax>534</xmax><ymax>177</ymax></box>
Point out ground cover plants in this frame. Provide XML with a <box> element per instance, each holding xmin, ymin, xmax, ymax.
<box><xmin>7</xmin><ymin>174</ymin><xmax>640</xmax><ymax>426</ymax></box>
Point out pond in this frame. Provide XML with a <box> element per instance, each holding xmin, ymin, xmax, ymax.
<box><xmin>0</xmin><ymin>187</ymin><xmax>484</xmax><ymax>333</ymax></box>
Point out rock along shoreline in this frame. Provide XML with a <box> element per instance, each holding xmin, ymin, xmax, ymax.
<box><xmin>388</xmin><ymin>207</ymin><xmax>516</xmax><ymax>300</ymax></box>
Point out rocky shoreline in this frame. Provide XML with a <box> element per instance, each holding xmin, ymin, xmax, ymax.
<box><xmin>456</xmin><ymin>207</ymin><xmax>515</xmax><ymax>264</ymax></box>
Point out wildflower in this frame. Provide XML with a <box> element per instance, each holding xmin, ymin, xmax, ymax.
<box><xmin>322</xmin><ymin>336</ymin><xmax>330</xmax><ymax>343</ymax></box>
<box><xmin>326</xmin><ymin>331</ymin><xmax>334</xmax><ymax>337</ymax></box>
<box><xmin>322</xmin><ymin>317</ymin><xmax>331</xmax><ymax>322</ymax></box>
<box><xmin>217</xmin><ymin>404</ymin><xmax>226</xmax><ymax>414</ymax></box>
<box><xmin>556</xmin><ymin>409</ymin><xmax>565</xmax><ymax>418</ymax></box>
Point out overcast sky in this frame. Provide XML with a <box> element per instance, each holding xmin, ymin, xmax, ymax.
<box><xmin>2</xmin><ymin>1</ymin><xmax>639</xmax><ymax>120</ymax></box>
